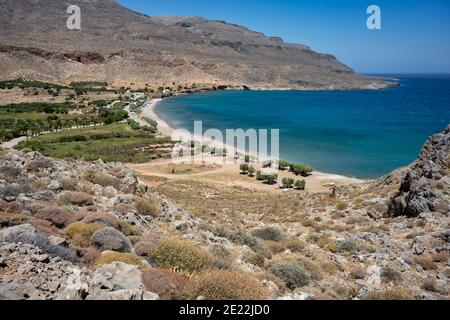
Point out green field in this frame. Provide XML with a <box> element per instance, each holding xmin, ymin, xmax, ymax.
<box><xmin>15</xmin><ymin>123</ymin><xmax>172</xmax><ymax>163</ymax></box>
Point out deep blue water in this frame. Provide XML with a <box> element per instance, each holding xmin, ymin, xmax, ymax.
<box><xmin>155</xmin><ymin>76</ymin><xmax>450</xmax><ymax>179</ymax></box>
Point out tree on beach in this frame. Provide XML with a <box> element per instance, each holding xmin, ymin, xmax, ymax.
<box><xmin>240</xmin><ymin>163</ymin><xmax>249</xmax><ymax>174</ymax></box>
<box><xmin>295</xmin><ymin>179</ymin><xmax>306</xmax><ymax>190</ymax></box>
<box><xmin>282</xmin><ymin>177</ymin><xmax>295</xmax><ymax>188</ymax></box>
<box><xmin>290</xmin><ymin>163</ymin><xmax>313</xmax><ymax>177</ymax></box>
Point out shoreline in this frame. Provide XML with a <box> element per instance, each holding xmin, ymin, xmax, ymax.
<box><xmin>142</xmin><ymin>96</ymin><xmax>365</xmax><ymax>185</ymax></box>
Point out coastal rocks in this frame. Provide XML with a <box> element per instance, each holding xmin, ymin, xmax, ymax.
<box><xmin>91</xmin><ymin>227</ymin><xmax>132</xmax><ymax>252</ymax></box>
<box><xmin>388</xmin><ymin>125</ymin><xmax>450</xmax><ymax>217</ymax></box>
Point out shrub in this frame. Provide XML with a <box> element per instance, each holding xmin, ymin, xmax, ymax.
<box><xmin>83</xmin><ymin>171</ymin><xmax>118</xmax><ymax>188</ymax></box>
<box><xmin>142</xmin><ymin>268</ymin><xmax>188</xmax><ymax>300</ymax></box>
<box><xmin>26</xmin><ymin>158</ymin><xmax>54</xmax><ymax>172</ymax></box>
<box><xmin>290</xmin><ymin>163</ymin><xmax>313</xmax><ymax>176</ymax></box>
<box><xmin>278</xmin><ymin>160</ymin><xmax>290</xmax><ymax>170</ymax></box>
<box><xmin>240</xmin><ymin>163</ymin><xmax>249</xmax><ymax>174</ymax></box>
<box><xmin>82</xmin><ymin>212</ymin><xmax>119</xmax><ymax>229</ymax></box>
<box><xmin>118</xmin><ymin>220</ymin><xmax>139</xmax><ymax>236</ymax></box>
<box><xmin>35</xmin><ymin>206</ymin><xmax>74</xmax><ymax>228</ymax></box>
<box><xmin>134</xmin><ymin>240</ymin><xmax>157</xmax><ymax>257</ymax></box>
<box><xmin>282</xmin><ymin>177</ymin><xmax>295</xmax><ymax>188</ymax></box>
<box><xmin>294</xmin><ymin>180</ymin><xmax>306</xmax><ymax>190</ymax></box>
<box><xmin>336</xmin><ymin>201</ymin><xmax>349</xmax><ymax>211</ymax></box>
<box><xmin>247</xmin><ymin>166</ymin><xmax>256</xmax><ymax>177</ymax></box>
<box><xmin>135</xmin><ymin>197</ymin><xmax>159</xmax><ymax>217</ymax></box>
<box><xmin>150</xmin><ymin>238</ymin><xmax>213</xmax><ymax>274</ymax></box>
<box><xmin>245</xmin><ymin>253</ymin><xmax>266</xmax><ymax>268</ymax></box>
<box><xmin>213</xmin><ymin>226</ymin><xmax>265</xmax><ymax>253</ymax></box>
<box><xmin>185</xmin><ymin>270</ymin><xmax>269</xmax><ymax>300</ymax></box>
<box><xmin>270</xmin><ymin>263</ymin><xmax>311</xmax><ymax>289</ymax></box>
<box><xmin>251</xmin><ymin>226</ymin><xmax>285</xmax><ymax>242</ymax></box>
<box><xmin>262</xmin><ymin>160</ymin><xmax>272</xmax><ymax>168</ymax></box>
<box><xmin>91</xmin><ymin>227</ymin><xmax>132</xmax><ymax>252</ymax></box>
<box><xmin>336</xmin><ymin>239</ymin><xmax>360</xmax><ymax>254</ymax></box>
<box><xmin>64</xmin><ymin>222</ymin><xmax>103</xmax><ymax>247</ymax></box>
<box><xmin>68</xmin><ymin>192</ymin><xmax>94</xmax><ymax>206</ymax></box>
<box><xmin>365</xmin><ymin>287</ymin><xmax>414</xmax><ymax>300</ymax></box>
<box><xmin>95</xmin><ymin>252</ymin><xmax>144</xmax><ymax>267</ymax></box>
<box><xmin>0</xmin><ymin>183</ymin><xmax>30</xmax><ymax>199</ymax></box>
<box><xmin>414</xmin><ymin>256</ymin><xmax>438</xmax><ymax>270</ymax></box>
<box><xmin>381</xmin><ymin>267</ymin><xmax>402</xmax><ymax>283</ymax></box>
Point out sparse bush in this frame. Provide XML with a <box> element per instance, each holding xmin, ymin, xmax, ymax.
<box><xmin>381</xmin><ymin>267</ymin><xmax>402</xmax><ymax>283</ymax></box>
<box><xmin>213</xmin><ymin>226</ymin><xmax>266</xmax><ymax>253</ymax></box>
<box><xmin>290</xmin><ymin>163</ymin><xmax>313</xmax><ymax>176</ymax></box>
<box><xmin>414</xmin><ymin>256</ymin><xmax>438</xmax><ymax>270</ymax></box>
<box><xmin>82</xmin><ymin>212</ymin><xmax>119</xmax><ymax>229</ymax></box>
<box><xmin>284</xmin><ymin>237</ymin><xmax>305</xmax><ymax>253</ymax></box>
<box><xmin>240</xmin><ymin>163</ymin><xmax>249</xmax><ymax>174</ymax></box>
<box><xmin>68</xmin><ymin>192</ymin><xmax>94</xmax><ymax>206</ymax></box>
<box><xmin>278</xmin><ymin>160</ymin><xmax>290</xmax><ymax>170</ymax></box>
<box><xmin>95</xmin><ymin>252</ymin><xmax>144</xmax><ymax>267</ymax></box>
<box><xmin>282</xmin><ymin>177</ymin><xmax>295</xmax><ymax>188</ymax></box>
<box><xmin>432</xmin><ymin>251</ymin><xmax>449</xmax><ymax>263</ymax></box>
<box><xmin>0</xmin><ymin>183</ymin><xmax>30</xmax><ymax>199</ymax></box>
<box><xmin>251</xmin><ymin>226</ymin><xmax>285</xmax><ymax>242</ymax></box>
<box><xmin>26</xmin><ymin>158</ymin><xmax>54</xmax><ymax>172</ymax></box>
<box><xmin>134</xmin><ymin>240</ymin><xmax>157</xmax><ymax>257</ymax></box>
<box><xmin>294</xmin><ymin>180</ymin><xmax>306</xmax><ymax>190</ymax></box>
<box><xmin>185</xmin><ymin>270</ymin><xmax>269</xmax><ymax>300</ymax></box>
<box><xmin>83</xmin><ymin>171</ymin><xmax>118</xmax><ymax>188</ymax></box>
<box><xmin>142</xmin><ymin>268</ymin><xmax>188</xmax><ymax>300</ymax></box>
<box><xmin>336</xmin><ymin>201</ymin><xmax>349</xmax><ymax>211</ymax></box>
<box><xmin>91</xmin><ymin>227</ymin><xmax>132</xmax><ymax>252</ymax></box>
<box><xmin>248</xmin><ymin>166</ymin><xmax>256</xmax><ymax>177</ymax></box>
<box><xmin>365</xmin><ymin>287</ymin><xmax>414</xmax><ymax>300</ymax></box>
<box><xmin>350</xmin><ymin>268</ymin><xmax>366</xmax><ymax>280</ymax></box>
<box><xmin>35</xmin><ymin>206</ymin><xmax>74</xmax><ymax>228</ymax></box>
<box><xmin>64</xmin><ymin>222</ymin><xmax>103</xmax><ymax>247</ymax></box>
<box><xmin>336</xmin><ymin>239</ymin><xmax>360</xmax><ymax>254</ymax></box>
<box><xmin>270</xmin><ymin>263</ymin><xmax>311</xmax><ymax>289</ymax></box>
<box><xmin>135</xmin><ymin>197</ymin><xmax>159</xmax><ymax>217</ymax></box>
<box><xmin>150</xmin><ymin>238</ymin><xmax>213</xmax><ymax>274</ymax></box>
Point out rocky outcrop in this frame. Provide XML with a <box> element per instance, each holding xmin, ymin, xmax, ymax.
<box><xmin>0</xmin><ymin>242</ymin><xmax>159</xmax><ymax>300</ymax></box>
<box><xmin>388</xmin><ymin>125</ymin><xmax>450</xmax><ymax>217</ymax></box>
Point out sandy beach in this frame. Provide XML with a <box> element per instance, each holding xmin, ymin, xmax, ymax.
<box><xmin>135</xmin><ymin>98</ymin><xmax>364</xmax><ymax>191</ymax></box>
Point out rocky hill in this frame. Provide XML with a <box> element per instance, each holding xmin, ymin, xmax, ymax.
<box><xmin>0</xmin><ymin>0</ymin><xmax>392</xmax><ymax>89</ymax></box>
<box><xmin>0</xmin><ymin>126</ymin><xmax>449</xmax><ymax>300</ymax></box>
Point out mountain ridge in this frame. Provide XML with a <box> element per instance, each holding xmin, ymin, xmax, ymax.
<box><xmin>0</xmin><ymin>0</ymin><xmax>392</xmax><ymax>89</ymax></box>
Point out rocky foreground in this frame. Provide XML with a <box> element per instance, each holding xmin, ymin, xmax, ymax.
<box><xmin>0</xmin><ymin>126</ymin><xmax>449</xmax><ymax>300</ymax></box>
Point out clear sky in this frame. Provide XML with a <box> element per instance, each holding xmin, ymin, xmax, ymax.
<box><xmin>117</xmin><ymin>0</ymin><xmax>450</xmax><ymax>74</ymax></box>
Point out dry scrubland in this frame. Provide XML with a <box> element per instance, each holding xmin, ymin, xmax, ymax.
<box><xmin>0</xmin><ymin>125</ymin><xmax>449</xmax><ymax>300</ymax></box>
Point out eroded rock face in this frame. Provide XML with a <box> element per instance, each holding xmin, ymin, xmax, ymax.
<box><xmin>388</xmin><ymin>125</ymin><xmax>450</xmax><ymax>217</ymax></box>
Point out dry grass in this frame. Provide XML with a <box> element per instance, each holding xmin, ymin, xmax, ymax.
<box><xmin>95</xmin><ymin>252</ymin><xmax>145</xmax><ymax>267</ymax></box>
<box><xmin>64</xmin><ymin>222</ymin><xmax>103</xmax><ymax>247</ymax></box>
<box><xmin>185</xmin><ymin>270</ymin><xmax>269</xmax><ymax>300</ymax></box>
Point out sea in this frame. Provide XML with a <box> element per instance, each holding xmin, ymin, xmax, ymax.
<box><xmin>155</xmin><ymin>75</ymin><xmax>450</xmax><ymax>179</ymax></box>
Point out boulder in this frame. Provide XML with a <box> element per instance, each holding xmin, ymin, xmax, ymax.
<box><xmin>91</xmin><ymin>227</ymin><xmax>132</xmax><ymax>252</ymax></box>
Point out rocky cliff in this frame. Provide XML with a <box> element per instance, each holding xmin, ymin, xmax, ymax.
<box><xmin>0</xmin><ymin>0</ymin><xmax>392</xmax><ymax>89</ymax></box>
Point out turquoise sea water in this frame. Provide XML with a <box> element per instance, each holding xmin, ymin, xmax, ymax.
<box><xmin>155</xmin><ymin>76</ymin><xmax>450</xmax><ymax>179</ymax></box>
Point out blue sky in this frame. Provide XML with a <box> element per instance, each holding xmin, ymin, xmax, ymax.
<box><xmin>117</xmin><ymin>0</ymin><xmax>450</xmax><ymax>74</ymax></box>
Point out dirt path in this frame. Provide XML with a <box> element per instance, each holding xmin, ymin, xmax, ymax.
<box><xmin>0</xmin><ymin>136</ymin><xmax>26</xmax><ymax>149</ymax></box>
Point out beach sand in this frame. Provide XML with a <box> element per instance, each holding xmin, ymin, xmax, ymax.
<box><xmin>132</xmin><ymin>98</ymin><xmax>364</xmax><ymax>192</ymax></box>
